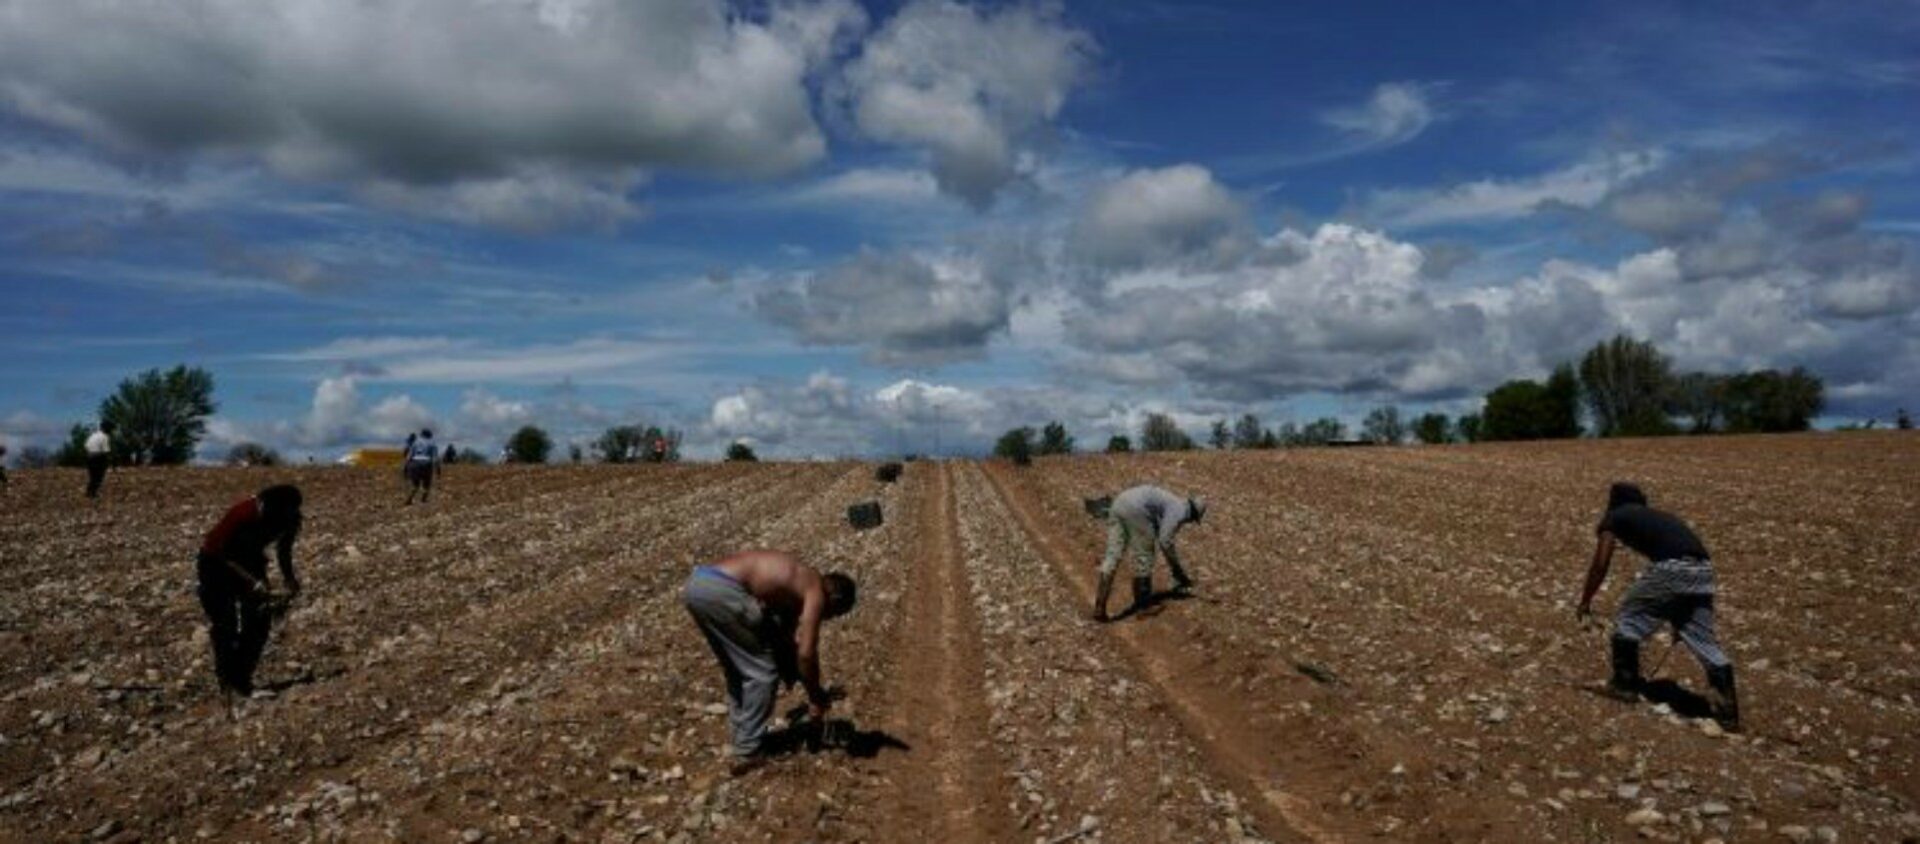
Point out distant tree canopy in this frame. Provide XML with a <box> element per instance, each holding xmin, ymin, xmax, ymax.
<box><xmin>1899</xmin><ymin>408</ymin><xmax>1914</xmax><ymax>430</ymax></box>
<box><xmin>595</xmin><ymin>425</ymin><xmax>645</xmax><ymax>463</ymax></box>
<box><xmin>726</xmin><ymin>441</ymin><xmax>759</xmax><ymax>462</ymax></box>
<box><xmin>1140</xmin><ymin>413</ymin><xmax>1194</xmax><ymax>452</ymax></box>
<box><xmin>55</xmin><ymin>424</ymin><xmax>91</xmax><ymax>468</ymax></box>
<box><xmin>1105</xmin><ymin>435</ymin><xmax>1132</xmax><ymax>453</ymax></box>
<box><xmin>1037</xmin><ymin>421</ymin><xmax>1074</xmax><ymax>455</ymax></box>
<box><xmin>994</xmin><ymin>426</ymin><xmax>1035</xmax><ymax>465</ymax></box>
<box><xmin>16</xmin><ymin>446</ymin><xmax>55</xmax><ymax>469</ymax></box>
<box><xmin>448</xmin><ymin>447</ymin><xmax>490</xmax><ymax>465</ymax></box>
<box><xmin>1480</xmin><ymin>364</ymin><xmax>1580</xmax><ymax>442</ymax></box>
<box><xmin>1718</xmin><ymin>368</ymin><xmax>1824</xmax><ymax>433</ymax></box>
<box><xmin>1361</xmin><ymin>405</ymin><xmax>1406</xmax><ymax>445</ymax></box>
<box><xmin>506</xmin><ymin>426</ymin><xmax>553</xmax><ymax>464</ymax></box>
<box><xmin>1208</xmin><ymin>419</ymin><xmax>1231</xmax><ymax>450</ymax></box>
<box><xmin>225</xmin><ymin>442</ymin><xmax>282</xmax><ymax>467</ymax></box>
<box><xmin>596</xmin><ymin>424</ymin><xmax>682</xmax><ymax>463</ymax></box>
<box><xmin>1231</xmin><ymin>414</ymin><xmax>1264</xmax><ymax>449</ymax></box>
<box><xmin>99</xmin><ymin>365</ymin><xmax>217</xmax><ymax>465</ymax></box>
<box><xmin>1294</xmin><ymin>417</ymin><xmax>1345</xmax><ymax>446</ymax></box>
<box><xmin>1413</xmin><ymin>412</ymin><xmax>1452</xmax><ymax>445</ymax></box>
<box><xmin>1455</xmin><ymin>414</ymin><xmax>1484</xmax><ymax>443</ymax></box>
<box><xmin>1580</xmin><ymin>335</ymin><xmax>1674</xmax><ymax>437</ymax></box>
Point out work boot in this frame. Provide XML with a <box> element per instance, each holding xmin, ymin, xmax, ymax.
<box><xmin>1091</xmin><ymin>573</ymin><xmax>1114</xmax><ymax>622</ymax></box>
<box><xmin>1604</xmin><ymin>636</ymin><xmax>1643</xmax><ymax>702</ymax></box>
<box><xmin>1167</xmin><ymin>560</ymin><xmax>1195</xmax><ymax>593</ymax></box>
<box><xmin>1707</xmin><ymin>665</ymin><xmax>1741</xmax><ymax>732</ymax></box>
<box><xmin>1128</xmin><ymin>575</ymin><xmax>1154</xmax><ymax>614</ymax></box>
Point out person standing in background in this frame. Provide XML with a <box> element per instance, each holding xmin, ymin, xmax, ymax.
<box><xmin>84</xmin><ymin>421</ymin><xmax>114</xmax><ymax>500</ymax></box>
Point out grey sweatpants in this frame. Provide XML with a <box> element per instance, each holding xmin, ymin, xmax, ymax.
<box><xmin>1615</xmin><ymin>559</ymin><xmax>1731</xmax><ymax>671</ymax></box>
<box><xmin>683</xmin><ymin>569</ymin><xmax>779</xmax><ymax>757</ymax></box>
<box><xmin>1100</xmin><ymin>515</ymin><xmax>1158</xmax><ymax>577</ymax></box>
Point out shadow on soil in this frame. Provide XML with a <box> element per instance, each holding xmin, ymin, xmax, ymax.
<box><xmin>1639</xmin><ymin>679</ymin><xmax>1715</xmax><ymax>719</ymax></box>
<box><xmin>772</xmin><ymin>711</ymin><xmax>912</xmax><ymax>761</ymax></box>
<box><xmin>1112</xmin><ymin>588</ymin><xmax>1199</xmax><ymax>622</ymax></box>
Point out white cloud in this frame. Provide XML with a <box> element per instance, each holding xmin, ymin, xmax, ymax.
<box><xmin>0</xmin><ymin>0</ymin><xmax>868</xmax><ymax>230</ymax></box>
<box><xmin>1321</xmin><ymin>82</ymin><xmax>1438</xmax><ymax>149</ymax></box>
<box><xmin>767</xmin><ymin>167</ymin><xmax>942</xmax><ymax>207</ymax></box>
<box><xmin>266</xmin><ymin>335</ymin><xmax>690</xmax><ymax>385</ymax></box>
<box><xmin>833</xmin><ymin>0</ymin><xmax>1095</xmax><ymax>208</ymax></box>
<box><xmin>1354</xmin><ymin>150</ymin><xmax>1665</xmax><ymax>230</ymax></box>
<box><xmin>753</xmin><ymin>249</ymin><xmax>1012</xmax><ymax>366</ymax></box>
<box><xmin>1067</xmin><ymin>164</ymin><xmax>1246</xmax><ymax>268</ymax></box>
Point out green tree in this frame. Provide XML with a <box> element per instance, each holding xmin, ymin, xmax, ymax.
<box><xmin>1579</xmin><ymin>335</ymin><xmax>1675</xmax><ymax>437</ymax></box>
<box><xmin>1141</xmin><ymin>413</ymin><xmax>1195</xmax><ymax>451</ymax></box>
<box><xmin>1722</xmin><ymin>368</ymin><xmax>1824</xmax><ymax>433</ymax></box>
<box><xmin>1413</xmin><ymin>412</ymin><xmax>1452</xmax><ymax>445</ymax></box>
<box><xmin>726</xmin><ymin>441</ymin><xmax>759</xmax><ymax>462</ymax></box>
<box><xmin>640</xmin><ymin>426</ymin><xmax>682</xmax><ymax>463</ymax></box>
<box><xmin>1275</xmin><ymin>421</ymin><xmax>1302</xmax><ymax>446</ymax></box>
<box><xmin>450</xmin><ymin>447</ymin><xmax>490</xmax><ymax>464</ymax></box>
<box><xmin>1361</xmin><ymin>405</ymin><xmax>1406</xmax><ymax>445</ymax></box>
<box><xmin>225</xmin><ymin>442</ymin><xmax>282</xmax><ymax>467</ymax></box>
<box><xmin>1543</xmin><ymin>363</ymin><xmax>1583</xmax><ymax>438</ymax></box>
<box><xmin>99</xmin><ymin>365</ymin><xmax>218</xmax><ymax>465</ymax></box>
<box><xmin>1037</xmin><ymin>421</ymin><xmax>1074</xmax><ymax>455</ymax></box>
<box><xmin>1208</xmin><ymin>419</ymin><xmax>1231</xmax><ymax>450</ymax></box>
<box><xmin>1297</xmin><ymin>417</ymin><xmax>1345</xmax><ymax>445</ymax></box>
<box><xmin>1456</xmin><ymin>414</ymin><xmax>1484</xmax><ymax>443</ymax></box>
<box><xmin>595</xmin><ymin>425</ymin><xmax>643</xmax><ymax>463</ymax></box>
<box><xmin>1105</xmin><ymin>435</ymin><xmax>1132</xmax><ymax>453</ymax></box>
<box><xmin>506</xmin><ymin>426</ymin><xmax>553</xmax><ymax>464</ymax></box>
<box><xmin>994</xmin><ymin>426</ymin><xmax>1035</xmax><ymax>465</ymax></box>
<box><xmin>1231</xmin><ymin>414</ymin><xmax>1264</xmax><ymax>449</ymax></box>
<box><xmin>1899</xmin><ymin>408</ymin><xmax>1914</xmax><ymax>430</ymax></box>
<box><xmin>55</xmin><ymin>423</ymin><xmax>90</xmax><ymax>467</ymax></box>
<box><xmin>1482</xmin><ymin>380</ymin><xmax>1557</xmax><ymax>441</ymax></box>
<box><xmin>1668</xmin><ymin>372</ymin><xmax>1730</xmax><ymax>434</ymax></box>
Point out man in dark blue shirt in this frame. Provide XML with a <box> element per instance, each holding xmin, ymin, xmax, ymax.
<box><xmin>1577</xmin><ymin>482</ymin><xmax>1739</xmax><ymax>731</ymax></box>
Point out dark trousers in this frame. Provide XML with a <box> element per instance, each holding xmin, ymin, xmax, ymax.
<box><xmin>197</xmin><ymin>555</ymin><xmax>273</xmax><ymax>693</ymax></box>
<box><xmin>85</xmin><ymin>455</ymin><xmax>108</xmax><ymax>498</ymax></box>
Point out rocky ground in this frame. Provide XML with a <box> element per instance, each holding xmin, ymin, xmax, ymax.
<box><xmin>0</xmin><ymin>432</ymin><xmax>1915</xmax><ymax>842</ymax></box>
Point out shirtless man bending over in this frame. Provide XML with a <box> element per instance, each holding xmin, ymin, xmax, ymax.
<box><xmin>682</xmin><ymin>550</ymin><xmax>857</xmax><ymax>774</ymax></box>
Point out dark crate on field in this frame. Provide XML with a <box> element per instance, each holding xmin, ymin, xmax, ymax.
<box><xmin>875</xmin><ymin>462</ymin><xmax>903</xmax><ymax>483</ymax></box>
<box><xmin>847</xmin><ymin>501</ymin><xmax>884</xmax><ymax>530</ymax></box>
<box><xmin>1083</xmin><ymin>495</ymin><xmax>1112</xmax><ymax>519</ymax></box>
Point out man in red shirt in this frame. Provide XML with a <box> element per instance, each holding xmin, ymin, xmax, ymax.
<box><xmin>197</xmin><ymin>484</ymin><xmax>304</xmax><ymax>696</ymax></box>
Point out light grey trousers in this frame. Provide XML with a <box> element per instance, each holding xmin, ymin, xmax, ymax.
<box><xmin>683</xmin><ymin>569</ymin><xmax>779</xmax><ymax>757</ymax></box>
<box><xmin>1615</xmin><ymin>559</ymin><xmax>1732</xmax><ymax>671</ymax></box>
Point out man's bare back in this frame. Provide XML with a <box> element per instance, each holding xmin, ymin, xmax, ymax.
<box><xmin>712</xmin><ymin>550</ymin><xmax>826</xmax><ymax>611</ymax></box>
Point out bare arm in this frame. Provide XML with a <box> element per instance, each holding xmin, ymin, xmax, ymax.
<box><xmin>1577</xmin><ymin>532</ymin><xmax>1616</xmax><ymax>617</ymax></box>
<box><xmin>276</xmin><ymin>520</ymin><xmax>301</xmax><ymax>593</ymax></box>
<box><xmin>793</xmin><ymin>588</ymin><xmax>829</xmax><ymax>712</ymax></box>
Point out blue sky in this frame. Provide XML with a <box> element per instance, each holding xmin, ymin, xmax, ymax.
<box><xmin>1</xmin><ymin>0</ymin><xmax>1915</xmax><ymax>460</ymax></box>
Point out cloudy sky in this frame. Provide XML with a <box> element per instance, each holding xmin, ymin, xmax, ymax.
<box><xmin>2</xmin><ymin>0</ymin><xmax>1916</xmax><ymax>460</ymax></box>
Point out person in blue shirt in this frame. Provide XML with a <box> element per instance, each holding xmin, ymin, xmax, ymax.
<box><xmin>403</xmin><ymin>429</ymin><xmax>439</xmax><ymax>505</ymax></box>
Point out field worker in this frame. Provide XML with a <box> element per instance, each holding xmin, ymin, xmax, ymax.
<box><xmin>403</xmin><ymin>428</ymin><xmax>438</xmax><ymax>505</ymax></box>
<box><xmin>197</xmin><ymin>484</ymin><xmax>303</xmax><ymax>697</ymax></box>
<box><xmin>1092</xmin><ymin>484</ymin><xmax>1206</xmax><ymax>622</ymax></box>
<box><xmin>1577</xmin><ymin>482</ymin><xmax>1740</xmax><ymax>731</ymax></box>
<box><xmin>84</xmin><ymin>421</ymin><xmax>114</xmax><ymax>499</ymax></box>
<box><xmin>682</xmin><ymin>550</ymin><xmax>857</xmax><ymax>775</ymax></box>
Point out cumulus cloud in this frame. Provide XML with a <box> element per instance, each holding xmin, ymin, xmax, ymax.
<box><xmin>1067</xmin><ymin>164</ymin><xmax>1247</xmax><ymax>269</ymax></box>
<box><xmin>833</xmin><ymin>0</ymin><xmax>1095</xmax><ymax>208</ymax></box>
<box><xmin>1064</xmin><ymin>224</ymin><xmax>1491</xmax><ymax>398</ymax></box>
<box><xmin>753</xmin><ymin>249</ymin><xmax>1012</xmax><ymax>366</ymax></box>
<box><xmin>705</xmin><ymin>370</ymin><xmax>1158</xmax><ymax>458</ymax></box>
<box><xmin>0</xmin><ymin>0</ymin><xmax>867</xmax><ymax>230</ymax></box>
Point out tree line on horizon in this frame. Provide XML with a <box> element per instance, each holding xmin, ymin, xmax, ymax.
<box><xmin>2</xmin><ymin>334</ymin><xmax>1908</xmax><ymax>469</ymax></box>
<box><xmin>995</xmin><ymin>334</ymin><xmax>1865</xmax><ymax>460</ymax></box>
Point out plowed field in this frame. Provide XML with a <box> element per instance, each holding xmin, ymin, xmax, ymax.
<box><xmin>2</xmin><ymin>432</ymin><xmax>1916</xmax><ymax>842</ymax></box>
